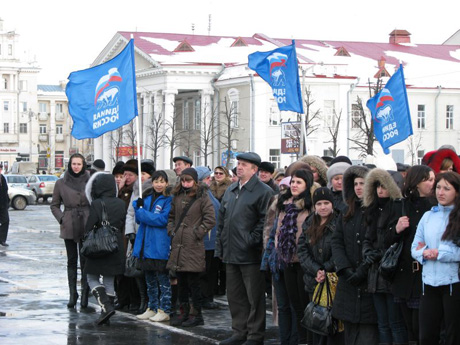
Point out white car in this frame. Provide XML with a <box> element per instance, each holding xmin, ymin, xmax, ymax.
<box><xmin>8</xmin><ymin>186</ymin><xmax>36</xmax><ymax>210</ymax></box>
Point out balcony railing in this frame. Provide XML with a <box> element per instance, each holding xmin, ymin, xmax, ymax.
<box><xmin>55</xmin><ymin>134</ymin><xmax>64</xmax><ymax>142</ymax></box>
<box><xmin>38</xmin><ymin>112</ymin><xmax>49</xmax><ymax>121</ymax></box>
<box><xmin>39</xmin><ymin>134</ymin><xmax>49</xmax><ymax>142</ymax></box>
<box><xmin>55</xmin><ymin>113</ymin><xmax>65</xmax><ymax>121</ymax></box>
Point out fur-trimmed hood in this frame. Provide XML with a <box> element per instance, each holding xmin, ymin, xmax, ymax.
<box><xmin>342</xmin><ymin>165</ymin><xmax>370</xmax><ymax>202</ymax></box>
<box><xmin>363</xmin><ymin>168</ymin><xmax>402</xmax><ymax>207</ymax></box>
<box><xmin>85</xmin><ymin>172</ymin><xmax>117</xmax><ymax>204</ymax></box>
<box><xmin>298</xmin><ymin>155</ymin><xmax>328</xmax><ymax>186</ymax></box>
<box><xmin>423</xmin><ymin>148</ymin><xmax>460</xmax><ymax>174</ymax></box>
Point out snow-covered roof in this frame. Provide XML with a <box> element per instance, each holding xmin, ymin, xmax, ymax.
<box><xmin>37</xmin><ymin>85</ymin><xmax>65</xmax><ymax>93</ymax></box>
<box><xmin>118</xmin><ymin>31</ymin><xmax>460</xmax><ymax>88</ymax></box>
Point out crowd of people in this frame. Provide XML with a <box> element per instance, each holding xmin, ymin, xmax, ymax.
<box><xmin>47</xmin><ymin>145</ymin><xmax>460</xmax><ymax>345</ymax></box>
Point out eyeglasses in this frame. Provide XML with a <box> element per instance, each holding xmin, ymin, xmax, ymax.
<box><xmin>214</xmin><ymin>172</ymin><xmax>224</xmax><ymax>176</ymax></box>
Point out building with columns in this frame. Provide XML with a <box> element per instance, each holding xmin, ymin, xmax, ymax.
<box><xmin>91</xmin><ymin>30</ymin><xmax>460</xmax><ymax>172</ymax></box>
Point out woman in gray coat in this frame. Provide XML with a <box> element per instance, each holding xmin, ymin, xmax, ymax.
<box><xmin>50</xmin><ymin>153</ymin><xmax>90</xmax><ymax>309</ymax></box>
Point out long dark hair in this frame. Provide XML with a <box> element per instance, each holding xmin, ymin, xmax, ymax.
<box><xmin>438</xmin><ymin>172</ymin><xmax>460</xmax><ymax>241</ymax></box>
<box><xmin>306</xmin><ymin>211</ymin><xmax>335</xmax><ymax>245</ymax></box>
<box><xmin>402</xmin><ymin>165</ymin><xmax>434</xmax><ymax>200</ymax></box>
<box><xmin>343</xmin><ymin>177</ymin><xmax>362</xmax><ymax>221</ymax></box>
<box><xmin>276</xmin><ymin>169</ymin><xmax>313</xmax><ymax>212</ymax></box>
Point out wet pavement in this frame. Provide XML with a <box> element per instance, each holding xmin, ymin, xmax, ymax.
<box><xmin>0</xmin><ymin>205</ymin><xmax>280</xmax><ymax>344</ymax></box>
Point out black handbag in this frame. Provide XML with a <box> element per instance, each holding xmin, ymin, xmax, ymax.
<box><xmin>379</xmin><ymin>241</ymin><xmax>403</xmax><ymax>281</ymax></box>
<box><xmin>81</xmin><ymin>201</ymin><xmax>119</xmax><ymax>258</ymax></box>
<box><xmin>301</xmin><ymin>276</ymin><xmax>338</xmax><ymax>336</ymax></box>
<box><xmin>125</xmin><ymin>248</ymin><xmax>143</xmax><ymax>277</ymax></box>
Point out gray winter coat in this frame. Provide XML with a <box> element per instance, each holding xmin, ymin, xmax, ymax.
<box><xmin>50</xmin><ymin>171</ymin><xmax>90</xmax><ymax>242</ymax></box>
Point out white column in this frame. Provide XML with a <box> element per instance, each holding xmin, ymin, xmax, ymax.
<box><xmin>142</xmin><ymin>92</ymin><xmax>153</xmax><ymax>160</ymax></box>
<box><xmin>49</xmin><ymin>101</ymin><xmax>56</xmax><ymax>173</ymax></box>
<box><xmin>200</xmin><ymin>89</ymin><xmax>213</xmax><ymax>167</ymax></box>
<box><xmin>102</xmin><ymin>132</ymin><xmax>112</xmax><ymax>172</ymax></box>
<box><xmin>153</xmin><ymin>91</ymin><xmax>163</xmax><ymax>167</ymax></box>
<box><xmin>162</xmin><ymin>90</ymin><xmax>178</xmax><ymax>170</ymax></box>
<box><xmin>94</xmin><ymin>136</ymin><xmax>103</xmax><ymax>162</ymax></box>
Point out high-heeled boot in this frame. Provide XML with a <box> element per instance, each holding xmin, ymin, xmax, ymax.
<box><xmin>135</xmin><ymin>276</ymin><xmax>148</xmax><ymax>314</ymax></box>
<box><xmin>67</xmin><ymin>267</ymin><xmax>78</xmax><ymax>308</ymax></box>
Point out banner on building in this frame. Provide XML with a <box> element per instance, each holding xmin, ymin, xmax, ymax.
<box><xmin>366</xmin><ymin>64</ymin><xmax>413</xmax><ymax>154</ymax></box>
<box><xmin>116</xmin><ymin>146</ymin><xmax>143</xmax><ymax>157</ymax></box>
<box><xmin>281</xmin><ymin>122</ymin><xmax>301</xmax><ymax>154</ymax></box>
<box><xmin>66</xmin><ymin>39</ymin><xmax>138</xmax><ymax>139</ymax></box>
<box><xmin>248</xmin><ymin>41</ymin><xmax>304</xmax><ymax>114</ymax></box>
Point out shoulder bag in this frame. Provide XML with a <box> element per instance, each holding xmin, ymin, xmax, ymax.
<box><xmin>81</xmin><ymin>200</ymin><xmax>119</xmax><ymax>258</ymax></box>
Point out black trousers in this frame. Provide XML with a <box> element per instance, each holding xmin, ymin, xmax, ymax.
<box><xmin>200</xmin><ymin>250</ymin><xmax>219</xmax><ymax>302</ymax></box>
<box><xmin>177</xmin><ymin>271</ymin><xmax>202</xmax><ymax>310</ymax></box>
<box><xmin>226</xmin><ymin>263</ymin><xmax>266</xmax><ymax>342</ymax></box>
<box><xmin>419</xmin><ymin>282</ymin><xmax>460</xmax><ymax>345</ymax></box>
<box><xmin>0</xmin><ymin>206</ymin><xmax>9</xmax><ymax>243</ymax></box>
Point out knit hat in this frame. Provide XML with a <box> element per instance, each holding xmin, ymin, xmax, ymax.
<box><xmin>123</xmin><ymin>159</ymin><xmax>138</xmax><ymax>175</ymax></box>
<box><xmin>92</xmin><ymin>159</ymin><xmax>105</xmax><ymax>171</ymax></box>
<box><xmin>152</xmin><ymin>170</ymin><xmax>169</xmax><ymax>183</ymax></box>
<box><xmin>279</xmin><ymin>176</ymin><xmax>291</xmax><ymax>188</ymax></box>
<box><xmin>259</xmin><ymin>161</ymin><xmax>275</xmax><ymax>174</ymax></box>
<box><xmin>140</xmin><ymin>159</ymin><xmax>155</xmax><ymax>177</ymax></box>
<box><xmin>326</xmin><ymin>162</ymin><xmax>351</xmax><ymax>185</ymax></box>
<box><xmin>181</xmin><ymin>167</ymin><xmax>198</xmax><ymax>183</ymax></box>
<box><xmin>312</xmin><ymin>187</ymin><xmax>334</xmax><ymax>205</ymax></box>
<box><xmin>112</xmin><ymin>161</ymin><xmax>125</xmax><ymax>175</ymax></box>
<box><xmin>195</xmin><ymin>166</ymin><xmax>211</xmax><ymax>181</ymax></box>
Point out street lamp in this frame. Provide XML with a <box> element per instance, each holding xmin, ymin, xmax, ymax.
<box><xmin>28</xmin><ymin>109</ymin><xmax>36</xmax><ymax>162</ymax></box>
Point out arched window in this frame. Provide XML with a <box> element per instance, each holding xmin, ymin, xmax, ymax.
<box><xmin>228</xmin><ymin>88</ymin><xmax>239</xmax><ymax>128</ymax></box>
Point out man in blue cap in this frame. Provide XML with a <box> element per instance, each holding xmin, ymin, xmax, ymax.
<box><xmin>216</xmin><ymin>152</ymin><xmax>274</xmax><ymax>345</ymax></box>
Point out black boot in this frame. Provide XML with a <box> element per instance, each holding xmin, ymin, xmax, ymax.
<box><xmin>92</xmin><ymin>286</ymin><xmax>115</xmax><ymax>325</ymax></box>
<box><xmin>135</xmin><ymin>276</ymin><xmax>148</xmax><ymax>314</ymax></box>
<box><xmin>67</xmin><ymin>267</ymin><xmax>78</xmax><ymax>308</ymax></box>
<box><xmin>182</xmin><ymin>306</ymin><xmax>204</xmax><ymax>327</ymax></box>
<box><xmin>80</xmin><ymin>274</ymin><xmax>89</xmax><ymax>309</ymax></box>
<box><xmin>170</xmin><ymin>303</ymin><xmax>189</xmax><ymax>326</ymax></box>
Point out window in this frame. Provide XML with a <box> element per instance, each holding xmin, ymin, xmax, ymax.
<box><xmin>3</xmin><ymin>123</ymin><xmax>9</xmax><ymax>133</ymax></box>
<box><xmin>39</xmin><ymin>102</ymin><xmax>47</xmax><ymax>112</ymax></box>
<box><xmin>323</xmin><ymin>149</ymin><xmax>334</xmax><ymax>157</ymax></box>
<box><xmin>324</xmin><ymin>100</ymin><xmax>335</xmax><ymax>127</ymax></box>
<box><xmin>351</xmin><ymin>104</ymin><xmax>361</xmax><ymax>129</ymax></box>
<box><xmin>20</xmin><ymin>123</ymin><xmax>27</xmax><ymax>134</ymax></box>
<box><xmin>40</xmin><ymin>125</ymin><xmax>47</xmax><ymax>134</ymax></box>
<box><xmin>194</xmin><ymin>150</ymin><xmax>201</xmax><ymax>167</ymax></box>
<box><xmin>228</xmin><ymin>89</ymin><xmax>239</xmax><ymax>128</ymax></box>
<box><xmin>2</xmin><ymin>77</ymin><xmax>7</xmax><ymax>90</ymax></box>
<box><xmin>194</xmin><ymin>99</ymin><xmax>201</xmax><ymax>130</ymax></box>
<box><xmin>269</xmin><ymin>149</ymin><xmax>281</xmax><ymax>169</ymax></box>
<box><xmin>19</xmin><ymin>80</ymin><xmax>27</xmax><ymax>91</ymax></box>
<box><xmin>183</xmin><ymin>101</ymin><xmax>190</xmax><ymax>130</ymax></box>
<box><xmin>56</xmin><ymin>125</ymin><xmax>63</xmax><ymax>134</ymax></box>
<box><xmin>417</xmin><ymin>149</ymin><xmax>425</xmax><ymax>165</ymax></box>
<box><xmin>446</xmin><ymin>105</ymin><xmax>454</xmax><ymax>129</ymax></box>
<box><xmin>269</xmin><ymin>99</ymin><xmax>280</xmax><ymax>126</ymax></box>
<box><xmin>3</xmin><ymin>101</ymin><xmax>9</xmax><ymax>111</ymax></box>
<box><xmin>417</xmin><ymin>105</ymin><xmax>425</xmax><ymax>129</ymax></box>
<box><xmin>8</xmin><ymin>44</ymin><xmax>12</xmax><ymax>56</ymax></box>
<box><xmin>21</xmin><ymin>102</ymin><xmax>27</xmax><ymax>112</ymax></box>
<box><xmin>56</xmin><ymin>103</ymin><xmax>63</xmax><ymax>113</ymax></box>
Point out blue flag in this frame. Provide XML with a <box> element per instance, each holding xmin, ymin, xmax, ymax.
<box><xmin>366</xmin><ymin>65</ymin><xmax>413</xmax><ymax>154</ymax></box>
<box><xmin>66</xmin><ymin>39</ymin><xmax>138</xmax><ymax>139</ymax></box>
<box><xmin>248</xmin><ymin>41</ymin><xmax>304</xmax><ymax>113</ymax></box>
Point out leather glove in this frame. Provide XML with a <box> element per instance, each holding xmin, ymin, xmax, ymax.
<box><xmin>127</xmin><ymin>233</ymin><xmax>136</xmax><ymax>245</ymax></box>
<box><xmin>136</xmin><ymin>198</ymin><xmax>144</xmax><ymax>208</ymax></box>
<box><xmin>363</xmin><ymin>250</ymin><xmax>381</xmax><ymax>265</ymax></box>
<box><xmin>347</xmin><ymin>263</ymin><xmax>369</xmax><ymax>286</ymax></box>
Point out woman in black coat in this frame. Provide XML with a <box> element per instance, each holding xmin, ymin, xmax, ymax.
<box><xmin>385</xmin><ymin>165</ymin><xmax>436</xmax><ymax>344</ymax></box>
<box><xmin>83</xmin><ymin>172</ymin><xmax>126</xmax><ymax>325</ymax></box>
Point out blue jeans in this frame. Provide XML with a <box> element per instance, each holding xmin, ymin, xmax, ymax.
<box><xmin>373</xmin><ymin>293</ymin><xmax>408</xmax><ymax>344</ymax></box>
<box><xmin>145</xmin><ymin>270</ymin><xmax>171</xmax><ymax>313</ymax></box>
<box><xmin>273</xmin><ymin>271</ymin><xmax>298</xmax><ymax>345</ymax></box>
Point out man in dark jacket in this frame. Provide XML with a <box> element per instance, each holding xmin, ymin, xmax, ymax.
<box><xmin>215</xmin><ymin>152</ymin><xmax>274</xmax><ymax>345</ymax></box>
<box><xmin>258</xmin><ymin>161</ymin><xmax>279</xmax><ymax>194</ymax></box>
<box><xmin>0</xmin><ymin>164</ymin><xmax>9</xmax><ymax>247</ymax></box>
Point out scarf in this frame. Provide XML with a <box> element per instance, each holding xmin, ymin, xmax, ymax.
<box><xmin>277</xmin><ymin>202</ymin><xmax>301</xmax><ymax>267</ymax></box>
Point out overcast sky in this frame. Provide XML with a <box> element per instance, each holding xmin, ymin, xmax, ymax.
<box><xmin>2</xmin><ymin>0</ymin><xmax>458</xmax><ymax>84</ymax></box>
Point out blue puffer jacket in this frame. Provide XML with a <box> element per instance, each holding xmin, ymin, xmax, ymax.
<box><xmin>411</xmin><ymin>204</ymin><xmax>460</xmax><ymax>288</ymax></box>
<box><xmin>132</xmin><ymin>189</ymin><xmax>172</xmax><ymax>260</ymax></box>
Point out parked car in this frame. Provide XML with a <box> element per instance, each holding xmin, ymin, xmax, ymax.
<box><xmin>5</xmin><ymin>174</ymin><xmax>29</xmax><ymax>189</ymax></box>
<box><xmin>8</xmin><ymin>186</ymin><xmax>36</xmax><ymax>210</ymax></box>
<box><xmin>27</xmin><ymin>174</ymin><xmax>59</xmax><ymax>202</ymax></box>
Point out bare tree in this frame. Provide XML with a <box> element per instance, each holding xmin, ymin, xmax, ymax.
<box><xmin>110</xmin><ymin>127</ymin><xmax>124</xmax><ymax>164</ymax></box>
<box><xmin>164</xmin><ymin>104</ymin><xmax>187</xmax><ymax>169</ymax></box>
<box><xmin>219</xmin><ymin>96</ymin><xmax>239</xmax><ymax>168</ymax></box>
<box><xmin>348</xmin><ymin>78</ymin><xmax>383</xmax><ymax>158</ymax></box>
<box><xmin>193</xmin><ymin>102</ymin><xmax>218</xmax><ymax>167</ymax></box>
<box><xmin>406</xmin><ymin>132</ymin><xmax>423</xmax><ymax>165</ymax></box>
<box><xmin>325</xmin><ymin>110</ymin><xmax>342</xmax><ymax>157</ymax></box>
<box><xmin>304</xmin><ymin>86</ymin><xmax>321</xmax><ymax>137</ymax></box>
<box><xmin>124</xmin><ymin>121</ymin><xmax>137</xmax><ymax>159</ymax></box>
<box><xmin>145</xmin><ymin>112</ymin><xmax>165</xmax><ymax>166</ymax></box>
